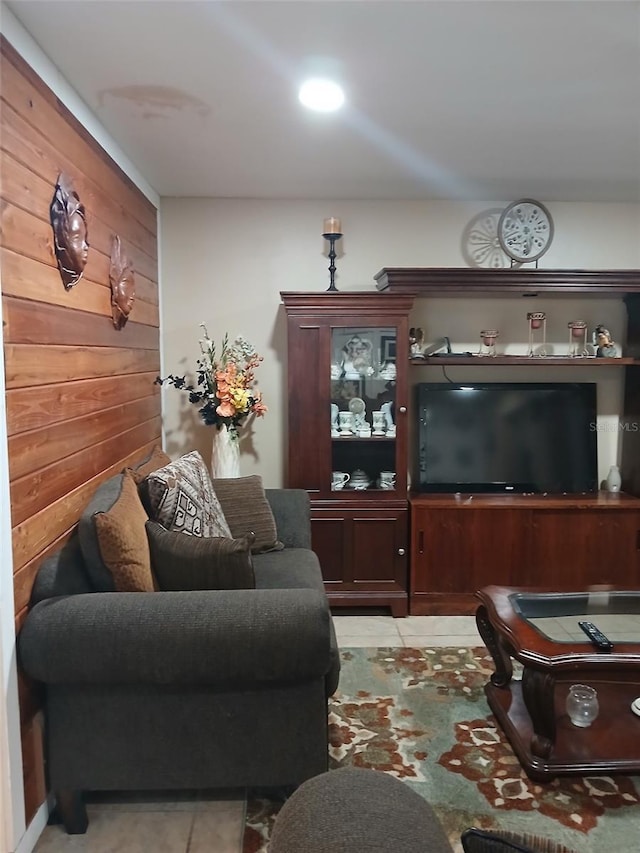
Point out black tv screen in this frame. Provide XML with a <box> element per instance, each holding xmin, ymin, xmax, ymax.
<box><xmin>416</xmin><ymin>382</ymin><xmax>598</xmax><ymax>494</ymax></box>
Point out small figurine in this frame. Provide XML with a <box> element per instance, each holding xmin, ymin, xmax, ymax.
<box><xmin>381</xmin><ymin>401</ymin><xmax>395</xmax><ymax>430</ymax></box>
<box><xmin>342</xmin><ymin>334</ymin><xmax>374</xmax><ymax>376</ymax></box>
<box><xmin>409</xmin><ymin>327</ymin><xmax>425</xmax><ymax>358</ymax></box>
<box><xmin>594</xmin><ymin>324</ymin><xmax>619</xmax><ymax>358</ymax></box>
<box><xmin>330</xmin><ymin>403</ymin><xmax>340</xmax><ymax>436</ymax></box>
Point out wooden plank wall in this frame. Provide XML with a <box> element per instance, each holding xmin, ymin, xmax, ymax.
<box><xmin>0</xmin><ymin>37</ymin><xmax>161</xmax><ymax>824</ymax></box>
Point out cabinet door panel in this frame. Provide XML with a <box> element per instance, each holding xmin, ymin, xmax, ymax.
<box><xmin>411</xmin><ymin>508</ymin><xmax>530</xmax><ymax>594</ymax></box>
<box><xmin>352</xmin><ymin>511</ymin><xmax>407</xmax><ymax>587</ymax></box>
<box><xmin>311</xmin><ymin>517</ymin><xmax>348</xmax><ymax>585</ymax></box>
<box><xmin>286</xmin><ymin>322</ymin><xmax>329</xmax><ymax>490</ymax></box>
<box><xmin>532</xmin><ymin>510</ymin><xmax>640</xmax><ymax>589</ymax></box>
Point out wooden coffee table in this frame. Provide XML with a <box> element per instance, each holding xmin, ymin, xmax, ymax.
<box><xmin>475</xmin><ymin>585</ymin><xmax>640</xmax><ymax>781</ymax></box>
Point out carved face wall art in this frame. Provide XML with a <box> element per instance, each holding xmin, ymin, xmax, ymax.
<box><xmin>50</xmin><ymin>173</ymin><xmax>89</xmax><ymax>289</ymax></box>
<box><xmin>109</xmin><ymin>235</ymin><xmax>135</xmax><ymax>329</ymax></box>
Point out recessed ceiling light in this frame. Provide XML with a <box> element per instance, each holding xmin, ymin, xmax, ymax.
<box><xmin>298</xmin><ymin>78</ymin><xmax>345</xmax><ymax>112</ymax></box>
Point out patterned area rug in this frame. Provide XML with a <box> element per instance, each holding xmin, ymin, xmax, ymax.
<box><xmin>242</xmin><ymin>647</ymin><xmax>640</xmax><ymax>852</ymax></box>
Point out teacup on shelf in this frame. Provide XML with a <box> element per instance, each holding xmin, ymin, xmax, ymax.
<box><xmin>378</xmin><ymin>471</ymin><xmax>396</xmax><ymax>489</ymax></box>
<box><xmin>331</xmin><ymin>471</ymin><xmax>350</xmax><ymax>490</ymax></box>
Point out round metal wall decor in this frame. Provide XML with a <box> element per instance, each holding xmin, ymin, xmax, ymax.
<box><xmin>498</xmin><ymin>198</ymin><xmax>554</xmax><ymax>264</ymax></box>
<box><xmin>462</xmin><ymin>208</ymin><xmax>521</xmax><ymax>269</ymax></box>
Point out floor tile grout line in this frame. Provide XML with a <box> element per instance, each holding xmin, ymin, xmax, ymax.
<box><xmin>184</xmin><ymin>810</ymin><xmax>196</xmax><ymax>853</ymax></box>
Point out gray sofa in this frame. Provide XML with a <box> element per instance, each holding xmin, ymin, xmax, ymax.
<box><xmin>18</xmin><ymin>473</ymin><xmax>340</xmax><ymax>834</ymax></box>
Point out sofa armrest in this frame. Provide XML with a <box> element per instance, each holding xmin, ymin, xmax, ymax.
<box><xmin>18</xmin><ymin>588</ymin><xmax>332</xmax><ymax>688</ymax></box>
<box><xmin>265</xmin><ymin>489</ymin><xmax>311</xmax><ymax>549</ymax></box>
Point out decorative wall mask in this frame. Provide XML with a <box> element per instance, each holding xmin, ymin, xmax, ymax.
<box><xmin>109</xmin><ymin>235</ymin><xmax>135</xmax><ymax>329</ymax></box>
<box><xmin>50</xmin><ymin>173</ymin><xmax>89</xmax><ymax>289</ymax></box>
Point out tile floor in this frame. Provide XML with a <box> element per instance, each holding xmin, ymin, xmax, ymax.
<box><xmin>33</xmin><ymin>615</ymin><xmax>482</xmax><ymax>853</ymax></box>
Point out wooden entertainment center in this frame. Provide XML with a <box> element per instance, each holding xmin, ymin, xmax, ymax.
<box><xmin>283</xmin><ymin>269</ymin><xmax>640</xmax><ymax>616</ymax></box>
<box><xmin>410</xmin><ymin>492</ymin><xmax>640</xmax><ymax>614</ymax></box>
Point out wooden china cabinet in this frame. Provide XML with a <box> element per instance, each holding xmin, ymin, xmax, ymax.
<box><xmin>281</xmin><ymin>292</ymin><xmax>414</xmax><ymax>616</ymax></box>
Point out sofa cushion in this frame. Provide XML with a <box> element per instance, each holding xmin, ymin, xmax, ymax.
<box><xmin>79</xmin><ymin>475</ymin><xmax>123</xmax><ymax>591</ymax></box>
<box><xmin>128</xmin><ymin>445</ymin><xmax>172</xmax><ymax>484</ymax></box>
<box><xmin>146</xmin><ymin>521</ymin><xmax>255</xmax><ymax>590</ymax></box>
<box><xmin>91</xmin><ymin>471</ymin><xmax>155</xmax><ymax>592</ymax></box>
<box><xmin>253</xmin><ymin>548</ymin><xmax>325</xmax><ymax>594</ymax></box>
<box><xmin>144</xmin><ymin>451</ymin><xmax>231</xmax><ymax>537</ymax></box>
<box><xmin>212</xmin><ymin>475</ymin><xmax>284</xmax><ymax>553</ymax></box>
<box><xmin>30</xmin><ymin>532</ymin><xmax>94</xmax><ymax>603</ymax></box>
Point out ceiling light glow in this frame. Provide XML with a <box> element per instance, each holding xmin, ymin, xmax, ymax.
<box><xmin>298</xmin><ymin>78</ymin><xmax>345</xmax><ymax>112</ymax></box>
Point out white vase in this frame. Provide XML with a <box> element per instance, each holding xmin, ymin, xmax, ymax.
<box><xmin>606</xmin><ymin>464</ymin><xmax>622</xmax><ymax>493</ymax></box>
<box><xmin>211</xmin><ymin>426</ymin><xmax>240</xmax><ymax>479</ymax></box>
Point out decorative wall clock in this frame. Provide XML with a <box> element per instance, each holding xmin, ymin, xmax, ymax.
<box><xmin>498</xmin><ymin>198</ymin><xmax>554</xmax><ymax>265</ymax></box>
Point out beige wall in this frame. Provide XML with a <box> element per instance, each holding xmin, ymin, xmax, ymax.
<box><xmin>160</xmin><ymin>199</ymin><xmax>640</xmax><ymax>487</ymax></box>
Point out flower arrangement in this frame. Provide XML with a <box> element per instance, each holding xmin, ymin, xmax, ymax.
<box><xmin>156</xmin><ymin>325</ymin><xmax>267</xmax><ymax>435</ymax></box>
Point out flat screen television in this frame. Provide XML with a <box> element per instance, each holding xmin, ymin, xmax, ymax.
<box><xmin>416</xmin><ymin>382</ymin><xmax>598</xmax><ymax>494</ymax></box>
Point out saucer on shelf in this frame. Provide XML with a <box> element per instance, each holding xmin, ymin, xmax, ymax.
<box><xmin>631</xmin><ymin>698</ymin><xmax>640</xmax><ymax>718</ymax></box>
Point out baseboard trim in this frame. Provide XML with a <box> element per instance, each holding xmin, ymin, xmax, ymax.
<box><xmin>14</xmin><ymin>799</ymin><xmax>50</xmax><ymax>853</ymax></box>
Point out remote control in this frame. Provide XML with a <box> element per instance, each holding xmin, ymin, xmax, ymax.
<box><xmin>578</xmin><ymin>621</ymin><xmax>614</xmax><ymax>653</ymax></box>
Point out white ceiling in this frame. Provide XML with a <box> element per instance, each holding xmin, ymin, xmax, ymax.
<box><xmin>7</xmin><ymin>0</ymin><xmax>640</xmax><ymax>202</ymax></box>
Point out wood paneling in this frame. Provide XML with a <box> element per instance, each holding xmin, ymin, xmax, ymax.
<box><xmin>9</xmin><ymin>395</ymin><xmax>159</xmax><ymax>481</ymax></box>
<box><xmin>6</xmin><ymin>372</ymin><xmax>159</xmax><ymax>434</ymax></box>
<box><xmin>1</xmin><ymin>248</ymin><xmax>159</xmax><ymax>327</ymax></box>
<box><xmin>5</xmin><ymin>344</ymin><xmax>159</xmax><ymax>388</ymax></box>
<box><xmin>20</xmin><ymin>714</ymin><xmax>46</xmax><ymax>826</ymax></box>
<box><xmin>1</xmin><ymin>35</ymin><xmax>160</xmax><ymax>826</ymax></box>
<box><xmin>10</xmin><ymin>414</ymin><xmax>162</xmax><ymax>525</ymax></box>
<box><xmin>0</xmin><ymin>39</ymin><xmax>156</xmax><ymax>235</ymax></box>
<box><xmin>12</xmin><ymin>439</ymin><xmax>159</xmax><ymax>615</ymax></box>
<box><xmin>3</xmin><ymin>295</ymin><xmax>159</xmax><ymax>348</ymax></box>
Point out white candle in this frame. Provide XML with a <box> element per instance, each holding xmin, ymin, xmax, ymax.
<box><xmin>323</xmin><ymin>217</ymin><xmax>342</xmax><ymax>234</ymax></box>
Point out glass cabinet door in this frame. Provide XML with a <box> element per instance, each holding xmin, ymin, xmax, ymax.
<box><xmin>330</xmin><ymin>326</ymin><xmax>398</xmax><ymax>493</ymax></box>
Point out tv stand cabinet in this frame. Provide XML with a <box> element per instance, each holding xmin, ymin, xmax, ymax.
<box><xmin>409</xmin><ymin>492</ymin><xmax>640</xmax><ymax>615</ymax></box>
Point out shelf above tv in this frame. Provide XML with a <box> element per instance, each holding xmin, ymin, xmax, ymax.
<box><xmin>410</xmin><ymin>356</ymin><xmax>639</xmax><ymax>366</ymax></box>
<box><xmin>375</xmin><ymin>267</ymin><xmax>640</xmax><ymax>296</ymax></box>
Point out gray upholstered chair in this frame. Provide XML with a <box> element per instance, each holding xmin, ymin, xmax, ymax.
<box><xmin>269</xmin><ymin>767</ymin><xmax>453</xmax><ymax>852</ymax></box>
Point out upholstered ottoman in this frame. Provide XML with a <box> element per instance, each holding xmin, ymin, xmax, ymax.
<box><xmin>269</xmin><ymin>767</ymin><xmax>453</xmax><ymax>852</ymax></box>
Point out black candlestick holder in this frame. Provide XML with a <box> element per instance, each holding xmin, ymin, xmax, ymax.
<box><xmin>322</xmin><ymin>231</ymin><xmax>342</xmax><ymax>291</ymax></box>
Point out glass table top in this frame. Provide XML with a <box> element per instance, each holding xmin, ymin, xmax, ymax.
<box><xmin>509</xmin><ymin>591</ymin><xmax>640</xmax><ymax>644</ymax></box>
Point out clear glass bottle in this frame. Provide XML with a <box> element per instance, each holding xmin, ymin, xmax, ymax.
<box><xmin>566</xmin><ymin>684</ymin><xmax>599</xmax><ymax>728</ymax></box>
<box><xmin>606</xmin><ymin>465</ymin><xmax>622</xmax><ymax>493</ymax></box>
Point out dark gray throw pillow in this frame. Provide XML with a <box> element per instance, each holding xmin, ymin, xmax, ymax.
<box><xmin>146</xmin><ymin>521</ymin><xmax>255</xmax><ymax>591</ymax></box>
<box><xmin>211</xmin><ymin>474</ymin><xmax>284</xmax><ymax>554</ymax></box>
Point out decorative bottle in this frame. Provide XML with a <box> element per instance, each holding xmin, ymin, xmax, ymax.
<box><xmin>606</xmin><ymin>465</ymin><xmax>622</xmax><ymax>493</ymax></box>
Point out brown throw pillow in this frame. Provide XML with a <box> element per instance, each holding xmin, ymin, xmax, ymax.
<box><xmin>144</xmin><ymin>451</ymin><xmax>231</xmax><ymax>537</ymax></box>
<box><xmin>127</xmin><ymin>445</ymin><xmax>172</xmax><ymax>485</ymax></box>
<box><xmin>211</xmin><ymin>475</ymin><xmax>284</xmax><ymax>554</ymax></box>
<box><xmin>146</xmin><ymin>520</ymin><xmax>255</xmax><ymax>590</ymax></box>
<box><xmin>93</xmin><ymin>471</ymin><xmax>155</xmax><ymax>592</ymax></box>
